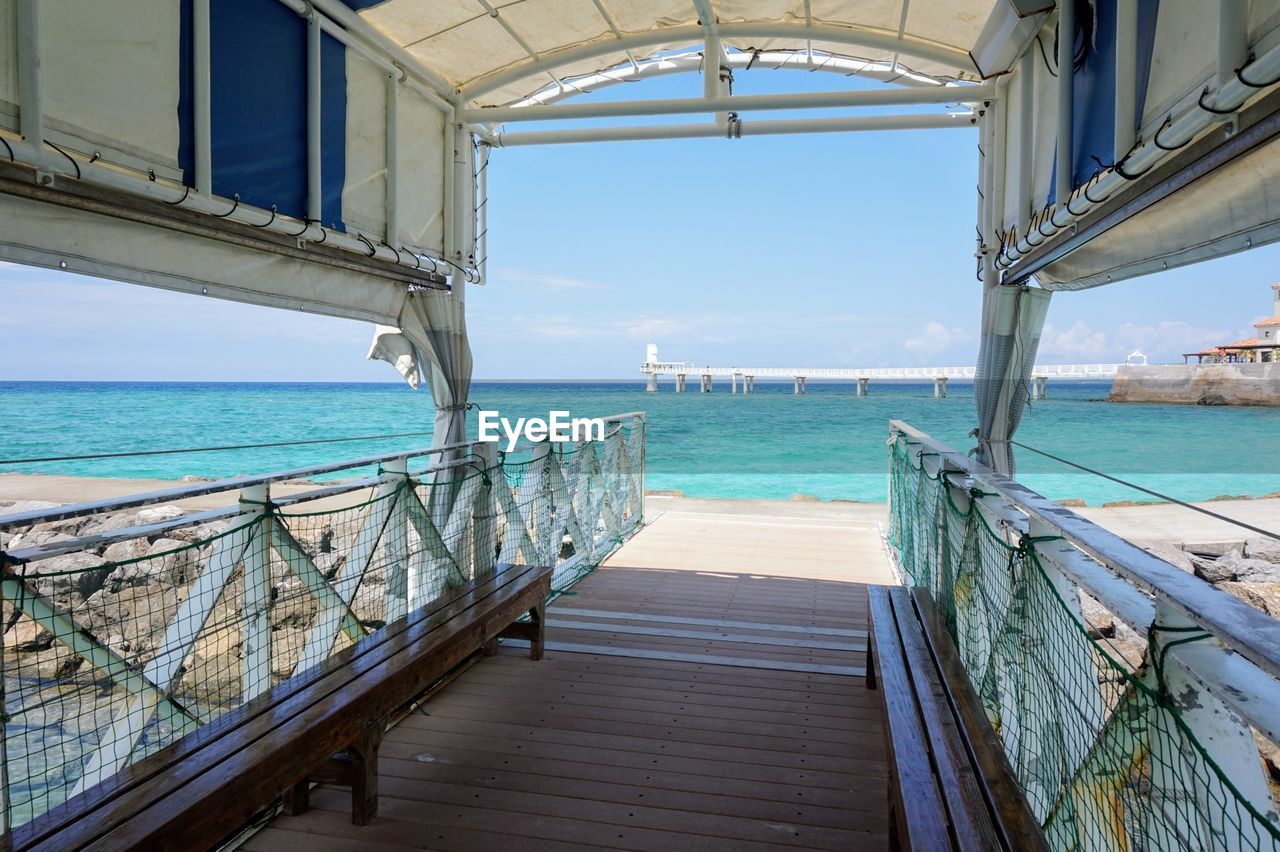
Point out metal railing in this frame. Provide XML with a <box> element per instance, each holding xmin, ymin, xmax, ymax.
<box><xmin>639</xmin><ymin>363</ymin><xmax>1124</xmax><ymax>379</ymax></box>
<box><xmin>0</xmin><ymin>412</ymin><xmax>645</xmax><ymax>832</ymax></box>
<box><xmin>888</xmin><ymin>420</ymin><xmax>1280</xmax><ymax>851</ymax></box>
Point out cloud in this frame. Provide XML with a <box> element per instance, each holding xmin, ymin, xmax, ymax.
<box><xmin>904</xmin><ymin>320</ymin><xmax>970</xmax><ymax>358</ymax></box>
<box><xmin>492</xmin><ymin>269</ymin><xmax>607</xmax><ymax>291</ymax></box>
<box><xmin>1113</xmin><ymin>320</ymin><xmax>1233</xmax><ymax>356</ymax></box>
<box><xmin>1038</xmin><ymin>319</ymin><xmax>1236</xmax><ymax>362</ymax></box>
<box><xmin>623</xmin><ymin>317</ymin><xmax>689</xmax><ymax>340</ymax></box>
<box><xmin>1039</xmin><ymin>320</ymin><xmax>1111</xmax><ymax>359</ymax></box>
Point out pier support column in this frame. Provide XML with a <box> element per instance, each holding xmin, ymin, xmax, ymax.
<box><xmin>801</xmin><ymin>377</ymin><xmax>807</xmax><ymax>395</ymax></box>
<box><xmin>675</xmin><ymin>374</ymin><xmax>686</xmax><ymax>393</ymax></box>
<box><xmin>731</xmin><ymin>373</ymin><xmax>738</xmax><ymax>394</ymax></box>
<box><xmin>646</xmin><ymin>373</ymin><xmax>658</xmax><ymax>393</ymax></box>
<box><xmin>856</xmin><ymin>377</ymin><xmax>870</xmax><ymax>397</ymax></box>
<box><xmin>702</xmin><ymin>374</ymin><xmax>712</xmax><ymax>393</ymax></box>
<box><xmin>746</xmin><ymin>375</ymin><xmax>754</xmax><ymax>393</ymax></box>
<box><xmin>793</xmin><ymin>376</ymin><xmax>806</xmax><ymax>395</ymax></box>
<box><xmin>1030</xmin><ymin>376</ymin><xmax>1047</xmax><ymax>400</ymax></box>
<box><xmin>934</xmin><ymin>377</ymin><xmax>948</xmax><ymax>398</ymax></box>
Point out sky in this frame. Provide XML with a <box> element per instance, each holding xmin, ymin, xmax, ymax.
<box><xmin>1</xmin><ymin>69</ymin><xmax>1278</xmax><ymax>382</ymax></box>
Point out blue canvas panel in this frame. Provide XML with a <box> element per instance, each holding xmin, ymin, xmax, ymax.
<box><xmin>173</xmin><ymin>0</ymin><xmax>347</xmax><ymax>228</ymax></box>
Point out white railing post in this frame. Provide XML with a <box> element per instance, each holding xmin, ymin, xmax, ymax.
<box><xmin>382</xmin><ymin>458</ymin><xmax>411</xmax><ymax>623</ymax></box>
<box><xmin>528</xmin><ymin>440</ymin><xmax>555</xmax><ymax>564</ymax></box>
<box><xmin>1145</xmin><ymin>601</ymin><xmax>1276</xmax><ymax>850</ymax></box>
<box><xmin>240</xmin><ymin>483</ymin><xmax>274</xmax><ymax>702</ymax></box>
<box><xmin>74</xmin><ymin>488</ymin><xmax>260</xmax><ymax>793</ymax></box>
<box><xmin>473</xmin><ymin>442</ymin><xmax>499</xmax><ymax>580</ymax></box>
<box><xmin>1018</xmin><ymin>517</ymin><xmax>1106</xmax><ymax>823</ymax></box>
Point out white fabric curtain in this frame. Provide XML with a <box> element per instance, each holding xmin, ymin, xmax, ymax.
<box><xmin>368</xmin><ymin>287</ymin><xmax>472</xmax><ymax>448</ymax></box>
<box><xmin>973</xmin><ymin>284</ymin><xmax>1052</xmax><ymax>475</ymax></box>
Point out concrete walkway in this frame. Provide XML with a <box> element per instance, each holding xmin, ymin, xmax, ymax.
<box><xmin>247</xmin><ymin>492</ymin><xmax>896</xmax><ymax>851</ymax></box>
<box><xmin>1077</xmin><ymin>497</ymin><xmax>1280</xmax><ymax>552</ymax></box>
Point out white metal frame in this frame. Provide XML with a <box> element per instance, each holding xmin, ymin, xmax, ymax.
<box><xmin>890</xmin><ymin>420</ymin><xmax>1280</xmax><ymax>847</ymax></box>
<box><xmin>459</xmin><ymin>21</ymin><xmax>978</xmax><ymax>102</ymax></box>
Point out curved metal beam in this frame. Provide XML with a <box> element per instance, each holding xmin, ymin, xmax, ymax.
<box><xmin>459</xmin><ymin>22</ymin><xmax>977</xmax><ymax>101</ymax></box>
<box><xmin>499</xmin><ymin>51</ymin><xmax>941</xmax><ymax>114</ymax></box>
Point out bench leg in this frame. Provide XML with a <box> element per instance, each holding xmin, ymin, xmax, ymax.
<box><xmin>528</xmin><ymin>602</ymin><xmax>545</xmax><ymax>661</ymax></box>
<box><xmin>282</xmin><ymin>779</ymin><xmax>311</xmax><ymax>816</ymax></box>
<box><xmin>349</xmin><ymin>724</ymin><xmax>384</xmax><ymax>826</ymax></box>
<box><xmin>481</xmin><ymin>637</ymin><xmax>499</xmax><ymax>656</ymax></box>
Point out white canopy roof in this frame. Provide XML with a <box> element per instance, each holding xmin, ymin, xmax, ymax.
<box><xmin>353</xmin><ymin>0</ymin><xmax>997</xmax><ymax>106</ymax></box>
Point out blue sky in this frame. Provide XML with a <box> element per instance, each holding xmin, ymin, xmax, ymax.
<box><xmin>2</xmin><ymin>69</ymin><xmax>1277</xmax><ymax>381</ymax></box>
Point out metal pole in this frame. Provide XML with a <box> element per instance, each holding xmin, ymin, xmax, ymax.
<box><xmin>1056</xmin><ymin>0</ymin><xmax>1076</xmax><ymax>206</ymax></box>
<box><xmin>17</xmin><ymin>0</ymin><xmax>43</xmax><ymax>152</ymax></box>
<box><xmin>385</xmin><ymin>71</ymin><xmax>399</xmax><ymax>246</ymax></box>
<box><xmin>989</xmin><ymin>83</ymin><xmax>1009</xmax><ymax>257</ymax></box>
<box><xmin>274</xmin><ymin>0</ymin><xmax>451</xmax><ymax>112</ymax></box>
<box><xmin>307</xmin><ymin>10</ymin><xmax>323</xmax><ymax>224</ymax></box>
<box><xmin>476</xmin><ymin>142</ymin><xmax>488</xmax><ymax>284</ymax></box>
<box><xmin>1113</xmin><ymin>0</ymin><xmax>1138</xmax><ymax>159</ymax></box>
<box><xmin>492</xmin><ymin>113</ymin><xmax>974</xmax><ymax>146</ymax></box>
<box><xmin>304</xmin><ymin>0</ymin><xmax>455</xmax><ymax>102</ymax></box>
<box><xmin>1017</xmin><ymin>50</ymin><xmax>1035</xmax><ymax>236</ymax></box>
<box><xmin>463</xmin><ymin>83</ymin><xmax>995</xmax><ymax>125</ymax></box>
<box><xmin>193</xmin><ymin>0</ymin><xmax>212</xmax><ymax>195</ymax></box>
<box><xmin>1219</xmin><ymin>0</ymin><xmax>1250</xmax><ymax>92</ymax></box>
<box><xmin>442</xmin><ymin>110</ymin><xmax>456</xmax><ymax>271</ymax></box>
<box><xmin>704</xmin><ymin>34</ymin><xmax>727</xmax><ymax>129</ymax></box>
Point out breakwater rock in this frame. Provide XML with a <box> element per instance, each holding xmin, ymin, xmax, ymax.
<box><xmin>1109</xmin><ymin>363</ymin><xmax>1280</xmax><ymax>405</ymax></box>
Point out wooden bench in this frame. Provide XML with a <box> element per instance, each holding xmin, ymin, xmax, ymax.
<box><xmin>12</xmin><ymin>561</ymin><xmax>553</xmax><ymax>851</ymax></box>
<box><xmin>867</xmin><ymin>585</ymin><xmax>1047</xmax><ymax>852</ymax></box>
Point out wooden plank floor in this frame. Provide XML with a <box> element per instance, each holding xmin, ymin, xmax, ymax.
<box><xmin>246</xmin><ymin>497</ymin><xmax>896</xmax><ymax>851</ymax></box>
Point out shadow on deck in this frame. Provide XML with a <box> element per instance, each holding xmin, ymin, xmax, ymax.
<box><xmin>246</xmin><ymin>497</ymin><xmax>895</xmax><ymax>851</ymax></box>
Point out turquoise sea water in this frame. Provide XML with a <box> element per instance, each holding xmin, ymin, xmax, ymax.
<box><xmin>2</xmin><ymin>380</ymin><xmax>1279</xmax><ymax>506</ymax></box>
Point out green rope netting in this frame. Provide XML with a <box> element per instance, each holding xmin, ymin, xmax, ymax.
<box><xmin>888</xmin><ymin>438</ymin><xmax>1280</xmax><ymax>851</ymax></box>
<box><xmin>0</xmin><ymin>432</ymin><xmax>645</xmax><ymax>831</ymax></box>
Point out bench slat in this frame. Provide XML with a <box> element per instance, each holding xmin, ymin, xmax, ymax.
<box><xmin>910</xmin><ymin>589</ymin><xmax>1048</xmax><ymax>852</ymax></box>
<box><xmin>868</xmin><ymin>586</ymin><xmax>952</xmax><ymax>850</ymax></box>
<box><xmin>18</xmin><ymin>563</ymin><xmax>551</xmax><ymax>851</ymax></box>
<box><xmin>889</xmin><ymin>586</ymin><xmax>998</xmax><ymax>852</ymax></box>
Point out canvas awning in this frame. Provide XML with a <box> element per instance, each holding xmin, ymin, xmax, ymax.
<box><xmin>347</xmin><ymin>0</ymin><xmax>999</xmax><ymax>107</ymax></box>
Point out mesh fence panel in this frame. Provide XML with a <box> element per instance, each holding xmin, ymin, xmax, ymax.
<box><xmin>889</xmin><ymin>436</ymin><xmax>1280</xmax><ymax>852</ymax></box>
<box><xmin>0</xmin><ymin>419</ymin><xmax>645</xmax><ymax>830</ymax></box>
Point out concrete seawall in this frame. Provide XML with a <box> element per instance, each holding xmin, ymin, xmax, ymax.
<box><xmin>1108</xmin><ymin>363</ymin><xmax>1280</xmax><ymax>405</ymax></box>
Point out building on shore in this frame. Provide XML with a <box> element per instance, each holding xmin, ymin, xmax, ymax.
<box><xmin>1183</xmin><ymin>283</ymin><xmax>1280</xmax><ymax>363</ymax></box>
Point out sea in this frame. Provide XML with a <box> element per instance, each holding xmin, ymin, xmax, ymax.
<box><xmin>2</xmin><ymin>380</ymin><xmax>1279</xmax><ymax>507</ymax></box>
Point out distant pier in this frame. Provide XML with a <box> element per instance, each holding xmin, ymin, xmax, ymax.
<box><xmin>641</xmin><ymin>344</ymin><xmax>1125</xmax><ymax>398</ymax></box>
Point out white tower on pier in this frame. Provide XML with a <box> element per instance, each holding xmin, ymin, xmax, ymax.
<box><xmin>645</xmin><ymin>343</ymin><xmax>659</xmax><ymax>392</ymax></box>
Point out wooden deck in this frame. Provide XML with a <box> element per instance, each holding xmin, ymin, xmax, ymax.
<box><xmin>245</xmin><ymin>496</ymin><xmax>896</xmax><ymax>851</ymax></box>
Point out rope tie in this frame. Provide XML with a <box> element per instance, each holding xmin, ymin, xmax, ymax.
<box><xmin>1147</xmin><ymin>623</ymin><xmax>1214</xmax><ymax>705</ymax></box>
